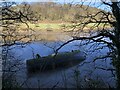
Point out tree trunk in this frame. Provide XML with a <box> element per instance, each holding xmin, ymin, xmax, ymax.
<box><xmin>111</xmin><ymin>1</ymin><xmax>120</xmax><ymax>88</ymax></box>
<box><xmin>115</xmin><ymin>47</ymin><xmax>120</xmax><ymax>88</ymax></box>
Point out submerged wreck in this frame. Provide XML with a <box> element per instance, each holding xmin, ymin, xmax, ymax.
<box><xmin>26</xmin><ymin>50</ymin><xmax>85</xmax><ymax>72</ymax></box>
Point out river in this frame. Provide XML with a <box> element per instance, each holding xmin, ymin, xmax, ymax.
<box><xmin>3</xmin><ymin>31</ymin><xmax>116</xmax><ymax>88</ymax></box>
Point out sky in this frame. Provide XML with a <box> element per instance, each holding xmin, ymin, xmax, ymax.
<box><xmin>3</xmin><ymin>0</ymin><xmax>105</xmax><ymax>3</ymax></box>
<box><xmin>1</xmin><ymin>0</ymin><xmax>111</xmax><ymax>11</ymax></box>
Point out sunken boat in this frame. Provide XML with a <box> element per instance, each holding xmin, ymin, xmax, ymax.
<box><xmin>26</xmin><ymin>50</ymin><xmax>85</xmax><ymax>72</ymax></box>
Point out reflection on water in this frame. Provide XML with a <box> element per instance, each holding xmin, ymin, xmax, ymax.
<box><xmin>4</xmin><ymin>31</ymin><xmax>116</xmax><ymax>88</ymax></box>
<box><xmin>32</xmin><ymin>31</ymin><xmax>73</xmax><ymax>41</ymax></box>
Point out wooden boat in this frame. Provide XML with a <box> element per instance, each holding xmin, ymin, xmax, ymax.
<box><xmin>26</xmin><ymin>50</ymin><xmax>85</xmax><ymax>72</ymax></box>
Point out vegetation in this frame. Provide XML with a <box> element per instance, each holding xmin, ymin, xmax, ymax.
<box><xmin>1</xmin><ymin>0</ymin><xmax>120</xmax><ymax>89</ymax></box>
<box><xmin>55</xmin><ymin>0</ymin><xmax>120</xmax><ymax>88</ymax></box>
<box><xmin>28</xmin><ymin>2</ymin><xmax>104</xmax><ymax>23</ymax></box>
<box><xmin>16</xmin><ymin>2</ymin><xmax>111</xmax><ymax>31</ymax></box>
<box><xmin>20</xmin><ymin>23</ymin><xmax>69</xmax><ymax>30</ymax></box>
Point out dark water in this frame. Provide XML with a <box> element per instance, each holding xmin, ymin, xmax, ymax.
<box><xmin>4</xmin><ymin>32</ymin><xmax>116</xmax><ymax>88</ymax></box>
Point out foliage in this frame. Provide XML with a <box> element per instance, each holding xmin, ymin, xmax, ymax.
<box><xmin>22</xmin><ymin>2</ymin><xmax>102</xmax><ymax>23</ymax></box>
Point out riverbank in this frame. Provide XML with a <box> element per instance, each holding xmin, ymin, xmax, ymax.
<box><xmin>18</xmin><ymin>22</ymin><xmax>111</xmax><ymax>32</ymax></box>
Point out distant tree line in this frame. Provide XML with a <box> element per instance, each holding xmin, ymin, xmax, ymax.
<box><xmin>23</xmin><ymin>2</ymin><xmax>103</xmax><ymax>23</ymax></box>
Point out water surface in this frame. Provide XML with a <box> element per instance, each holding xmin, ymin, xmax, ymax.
<box><xmin>4</xmin><ymin>31</ymin><xmax>116</xmax><ymax>88</ymax></box>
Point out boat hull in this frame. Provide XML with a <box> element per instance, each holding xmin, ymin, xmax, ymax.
<box><xmin>26</xmin><ymin>50</ymin><xmax>85</xmax><ymax>72</ymax></box>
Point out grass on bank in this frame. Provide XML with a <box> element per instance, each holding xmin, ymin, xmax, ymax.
<box><xmin>20</xmin><ymin>23</ymin><xmax>71</xmax><ymax>30</ymax></box>
<box><xmin>19</xmin><ymin>22</ymin><xmax>111</xmax><ymax>32</ymax></box>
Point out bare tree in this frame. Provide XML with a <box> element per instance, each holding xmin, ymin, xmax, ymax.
<box><xmin>1</xmin><ymin>0</ymin><xmax>120</xmax><ymax>88</ymax></box>
<box><xmin>55</xmin><ymin>0</ymin><xmax>120</xmax><ymax>88</ymax></box>
<box><xmin>1</xmin><ymin>1</ymin><xmax>36</xmax><ymax>88</ymax></box>
<box><xmin>1</xmin><ymin>2</ymin><xmax>37</xmax><ymax>46</ymax></box>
